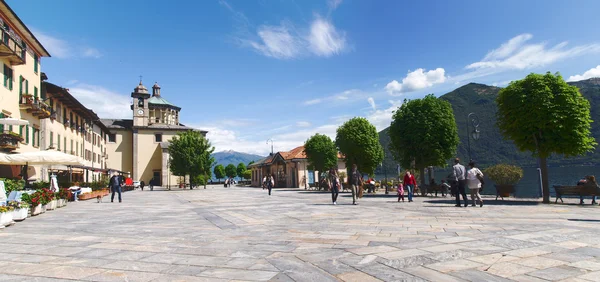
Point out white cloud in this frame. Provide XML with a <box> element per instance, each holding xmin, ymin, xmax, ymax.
<box><xmin>303</xmin><ymin>89</ymin><xmax>367</xmax><ymax>106</ymax></box>
<box><xmin>303</xmin><ymin>98</ymin><xmax>322</xmax><ymax>105</ymax></box>
<box><xmin>466</xmin><ymin>34</ymin><xmax>600</xmax><ymax>71</ymax></box>
<box><xmin>367</xmin><ymin>97</ymin><xmax>376</xmax><ymax>110</ymax></box>
<box><xmin>385</xmin><ymin>68</ymin><xmax>447</xmax><ymax>95</ymax></box>
<box><xmin>568</xmin><ymin>65</ymin><xmax>600</xmax><ymax>82</ymax></box>
<box><xmin>328</xmin><ymin>0</ymin><xmax>343</xmax><ymax>10</ymax></box>
<box><xmin>247</xmin><ymin>23</ymin><xmax>304</xmax><ymax>59</ymax></box>
<box><xmin>365</xmin><ymin>100</ymin><xmax>402</xmax><ymax>131</ymax></box>
<box><xmin>31</xmin><ymin>29</ymin><xmax>102</xmax><ymax>59</ymax></box>
<box><xmin>296</xmin><ymin>121</ymin><xmax>311</xmax><ymax>127</ymax></box>
<box><xmin>307</xmin><ymin>17</ymin><xmax>346</xmax><ymax>57</ymax></box>
<box><xmin>68</xmin><ymin>84</ymin><xmax>131</xmax><ymax>119</ymax></box>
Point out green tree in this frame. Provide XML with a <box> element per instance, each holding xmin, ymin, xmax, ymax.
<box><xmin>213</xmin><ymin>164</ymin><xmax>226</xmax><ymax>182</ymax></box>
<box><xmin>236</xmin><ymin>163</ymin><xmax>246</xmax><ymax>179</ymax></box>
<box><xmin>335</xmin><ymin>117</ymin><xmax>384</xmax><ymax>176</ymax></box>
<box><xmin>243</xmin><ymin>170</ymin><xmax>252</xmax><ymax>181</ymax></box>
<box><xmin>388</xmin><ymin>94</ymin><xmax>459</xmax><ymax>185</ymax></box>
<box><xmin>225</xmin><ymin>164</ymin><xmax>237</xmax><ymax>179</ymax></box>
<box><xmin>168</xmin><ymin>130</ymin><xmax>215</xmax><ymax>189</ymax></box>
<box><xmin>497</xmin><ymin>72</ymin><xmax>596</xmax><ymax>203</ymax></box>
<box><xmin>304</xmin><ymin>133</ymin><xmax>338</xmax><ymax>175</ymax></box>
<box><xmin>247</xmin><ymin>160</ymin><xmax>255</xmax><ymax>168</ymax></box>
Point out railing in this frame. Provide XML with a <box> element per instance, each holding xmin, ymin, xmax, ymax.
<box><xmin>0</xmin><ymin>18</ymin><xmax>26</xmax><ymax>65</ymax></box>
<box><xmin>0</xmin><ymin>131</ymin><xmax>23</xmax><ymax>151</ymax></box>
<box><xmin>19</xmin><ymin>95</ymin><xmax>51</xmax><ymax>118</ymax></box>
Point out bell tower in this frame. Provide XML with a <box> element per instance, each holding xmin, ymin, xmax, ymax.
<box><xmin>131</xmin><ymin>79</ymin><xmax>150</xmax><ymax>127</ymax></box>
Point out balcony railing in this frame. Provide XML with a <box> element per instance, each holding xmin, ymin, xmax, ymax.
<box><xmin>0</xmin><ymin>18</ymin><xmax>26</xmax><ymax>65</ymax></box>
<box><xmin>0</xmin><ymin>131</ymin><xmax>23</xmax><ymax>152</ymax></box>
<box><xmin>19</xmin><ymin>94</ymin><xmax>51</xmax><ymax>118</ymax></box>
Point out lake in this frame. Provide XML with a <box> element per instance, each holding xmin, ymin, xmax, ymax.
<box><xmin>376</xmin><ymin>165</ymin><xmax>600</xmax><ymax>198</ymax></box>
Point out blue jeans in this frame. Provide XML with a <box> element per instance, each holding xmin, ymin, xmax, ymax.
<box><xmin>406</xmin><ymin>184</ymin><xmax>414</xmax><ymax>201</ymax></box>
<box><xmin>111</xmin><ymin>186</ymin><xmax>122</xmax><ymax>202</ymax></box>
<box><xmin>72</xmin><ymin>190</ymin><xmax>81</xmax><ymax>201</ymax></box>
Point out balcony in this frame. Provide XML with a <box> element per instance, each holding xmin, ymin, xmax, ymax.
<box><xmin>0</xmin><ymin>132</ymin><xmax>23</xmax><ymax>152</ymax></box>
<box><xmin>19</xmin><ymin>94</ymin><xmax>51</xmax><ymax>118</ymax></box>
<box><xmin>0</xmin><ymin>20</ymin><xmax>26</xmax><ymax>65</ymax></box>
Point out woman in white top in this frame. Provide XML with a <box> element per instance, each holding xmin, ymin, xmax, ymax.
<box><xmin>466</xmin><ymin>161</ymin><xmax>484</xmax><ymax>207</ymax></box>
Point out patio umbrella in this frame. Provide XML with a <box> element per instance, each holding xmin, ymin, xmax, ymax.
<box><xmin>5</xmin><ymin>150</ymin><xmax>83</xmax><ymax>166</ymax></box>
<box><xmin>0</xmin><ymin>118</ymin><xmax>29</xmax><ymax>126</ymax></box>
<box><xmin>0</xmin><ymin>152</ymin><xmax>10</xmax><ymax>164</ymax></box>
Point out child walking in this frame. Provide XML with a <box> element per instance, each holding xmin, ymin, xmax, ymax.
<box><xmin>397</xmin><ymin>182</ymin><xmax>405</xmax><ymax>202</ymax></box>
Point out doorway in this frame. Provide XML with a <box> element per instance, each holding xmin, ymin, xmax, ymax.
<box><xmin>153</xmin><ymin>171</ymin><xmax>161</xmax><ymax>186</ymax></box>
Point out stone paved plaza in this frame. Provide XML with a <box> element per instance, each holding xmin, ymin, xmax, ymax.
<box><xmin>1</xmin><ymin>186</ymin><xmax>600</xmax><ymax>281</ymax></box>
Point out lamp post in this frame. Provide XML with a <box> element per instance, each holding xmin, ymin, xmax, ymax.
<box><xmin>266</xmin><ymin>139</ymin><xmax>274</xmax><ymax>155</ymax></box>
<box><xmin>466</xmin><ymin>112</ymin><xmax>481</xmax><ymax>162</ymax></box>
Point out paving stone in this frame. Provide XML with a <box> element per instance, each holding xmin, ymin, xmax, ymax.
<box><xmin>267</xmin><ymin>256</ymin><xmax>338</xmax><ymax>282</ymax></box>
<box><xmin>199</xmin><ymin>268</ymin><xmax>278</xmax><ymax>281</ymax></box>
<box><xmin>450</xmin><ymin>269</ymin><xmax>513</xmax><ymax>282</ymax></box>
<box><xmin>569</xmin><ymin>260</ymin><xmax>600</xmax><ymax>271</ymax></box>
<box><xmin>101</xmin><ymin>261</ymin><xmax>174</xmax><ymax>273</ymax></box>
<box><xmin>81</xmin><ymin>270</ymin><xmax>163</xmax><ymax>282</ymax></box>
<box><xmin>403</xmin><ymin>266</ymin><xmax>465</xmax><ymax>282</ymax></box>
<box><xmin>543</xmin><ymin>252</ymin><xmax>595</xmax><ymax>263</ymax></box>
<box><xmin>482</xmin><ymin>262</ymin><xmax>537</xmax><ymax>278</ymax></box>
<box><xmin>336</xmin><ymin>271</ymin><xmax>382</xmax><ymax>282</ymax></box>
<box><xmin>382</xmin><ymin>255</ymin><xmax>440</xmax><ymax>269</ymax></box>
<box><xmin>576</xmin><ymin>271</ymin><xmax>600</xmax><ymax>281</ymax></box>
<box><xmin>358</xmin><ymin>262</ymin><xmax>423</xmax><ymax>281</ymax></box>
<box><xmin>528</xmin><ymin>266</ymin><xmax>588</xmax><ymax>281</ymax></box>
<box><xmin>30</xmin><ymin>265</ymin><xmax>105</xmax><ymax>280</ymax></box>
<box><xmin>514</xmin><ymin>256</ymin><xmax>568</xmax><ymax>269</ymax></box>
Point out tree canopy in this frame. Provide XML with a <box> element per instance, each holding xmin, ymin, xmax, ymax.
<box><xmin>388</xmin><ymin>94</ymin><xmax>459</xmax><ymax>183</ymax></box>
<box><xmin>304</xmin><ymin>133</ymin><xmax>338</xmax><ymax>173</ymax></box>
<box><xmin>237</xmin><ymin>163</ymin><xmax>246</xmax><ymax>179</ymax></box>
<box><xmin>497</xmin><ymin>72</ymin><xmax>596</xmax><ymax>203</ymax></box>
<box><xmin>213</xmin><ymin>164</ymin><xmax>225</xmax><ymax>181</ymax></box>
<box><xmin>168</xmin><ymin>131</ymin><xmax>215</xmax><ymax>188</ymax></box>
<box><xmin>243</xmin><ymin>170</ymin><xmax>252</xmax><ymax>180</ymax></box>
<box><xmin>335</xmin><ymin>117</ymin><xmax>384</xmax><ymax>176</ymax></box>
<box><xmin>225</xmin><ymin>164</ymin><xmax>237</xmax><ymax>178</ymax></box>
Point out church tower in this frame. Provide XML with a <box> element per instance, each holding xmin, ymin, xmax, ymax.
<box><xmin>131</xmin><ymin>80</ymin><xmax>150</xmax><ymax>127</ymax></box>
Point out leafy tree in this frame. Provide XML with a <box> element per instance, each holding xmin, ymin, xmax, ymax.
<box><xmin>213</xmin><ymin>164</ymin><xmax>226</xmax><ymax>182</ymax></box>
<box><xmin>243</xmin><ymin>170</ymin><xmax>252</xmax><ymax>181</ymax></box>
<box><xmin>236</xmin><ymin>163</ymin><xmax>246</xmax><ymax>179</ymax></box>
<box><xmin>389</xmin><ymin>94</ymin><xmax>459</xmax><ymax>185</ymax></box>
<box><xmin>247</xmin><ymin>160</ymin><xmax>255</xmax><ymax>168</ymax></box>
<box><xmin>225</xmin><ymin>164</ymin><xmax>237</xmax><ymax>178</ymax></box>
<box><xmin>168</xmin><ymin>131</ymin><xmax>215</xmax><ymax>189</ymax></box>
<box><xmin>497</xmin><ymin>72</ymin><xmax>596</xmax><ymax>203</ymax></box>
<box><xmin>335</xmin><ymin>117</ymin><xmax>384</xmax><ymax>176</ymax></box>
<box><xmin>304</xmin><ymin>133</ymin><xmax>338</xmax><ymax>175</ymax></box>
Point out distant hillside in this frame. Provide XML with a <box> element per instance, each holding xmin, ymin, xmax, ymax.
<box><xmin>212</xmin><ymin>150</ymin><xmax>264</xmax><ymax>168</ymax></box>
<box><xmin>378</xmin><ymin>77</ymin><xmax>600</xmax><ymax>173</ymax></box>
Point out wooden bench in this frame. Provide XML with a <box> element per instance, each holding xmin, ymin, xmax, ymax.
<box><xmin>554</xmin><ymin>185</ymin><xmax>599</xmax><ymax>204</ymax></box>
<box><xmin>423</xmin><ymin>184</ymin><xmax>447</xmax><ymax>197</ymax></box>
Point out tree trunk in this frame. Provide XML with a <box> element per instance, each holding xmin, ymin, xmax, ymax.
<box><xmin>539</xmin><ymin>157</ymin><xmax>550</xmax><ymax>203</ymax></box>
<box><xmin>420</xmin><ymin>167</ymin><xmax>426</xmax><ymax>188</ymax></box>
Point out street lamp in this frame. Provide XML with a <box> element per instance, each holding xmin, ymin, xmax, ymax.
<box><xmin>266</xmin><ymin>139</ymin><xmax>274</xmax><ymax>155</ymax></box>
<box><xmin>466</xmin><ymin>112</ymin><xmax>480</xmax><ymax>162</ymax></box>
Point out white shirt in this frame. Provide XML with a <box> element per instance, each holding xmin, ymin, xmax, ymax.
<box><xmin>453</xmin><ymin>164</ymin><xmax>466</xmax><ymax>181</ymax></box>
<box><xmin>466</xmin><ymin>167</ymin><xmax>483</xmax><ymax>189</ymax></box>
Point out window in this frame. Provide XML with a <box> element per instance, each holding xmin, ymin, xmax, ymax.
<box><xmin>63</xmin><ymin>137</ymin><xmax>66</xmax><ymax>153</ymax></box>
<box><xmin>34</xmin><ymin>86</ymin><xmax>38</xmax><ymax>98</ymax></box>
<box><xmin>49</xmin><ymin>132</ymin><xmax>53</xmax><ymax>148</ymax></box>
<box><xmin>0</xmin><ymin>113</ymin><xmax>3</xmax><ymax>132</ymax></box>
<box><xmin>57</xmin><ymin>134</ymin><xmax>61</xmax><ymax>150</ymax></box>
<box><xmin>76</xmin><ymin>142</ymin><xmax>79</xmax><ymax>156</ymax></box>
<box><xmin>70</xmin><ymin>140</ymin><xmax>73</xmax><ymax>154</ymax></box>
<box><xmin>3</xmin><ymin>64</ymin><xmax>13</xmax><ymax>90</ymax></box>
<box><xmin>155</xmin><ymin>133</ymin><xmax>162</xmax><ymax>142</ymax></box>
<box><xmin>108</xmin><ymin>134</ymin><xmax>116</xmax><ymax>143</ymax></box>
<box><xmin>33</xmin><ymin>128</ymin><xmax>39</xmax><ymax>147</ymax></box>
<box><xmin>49</xmin><ymin>98</ymin><xmax>54</xmax><ymax>113</ymax></box>
<box><xmin>63</xmin><ymin>108</ymin><xmax>67</xmax><ymax>124</ymax></box>
<box><xmin>24</xmin><ymin>126</ymin><xmax>29</xmax><ymax>144</ymax></box>
<box><xmin>93</xmin><ymin>153</ymin><xmax>96</xmax><ymax>163</ymax></box>
<box><xmin>56</xmin><ymin>103</ymin><xmax>62</xmax><ymax>121</ymax></box>
<box><xmin>34</xmin><ymin>54</ymin><xmax>38</xmax><ymax>73</ymax></box>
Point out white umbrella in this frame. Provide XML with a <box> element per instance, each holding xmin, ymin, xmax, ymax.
<box><xmin>0</xmin><ymin>152</ymin><xmax>10</xmax><ymax>164</ymax></box>
<box><xmin>0</xmin><ymin>118</ymin><xmax>29</xmax><ymax>126</ymax></box>
<box><xmin>5</xmin><ymin>150</ymin><xmax>83</xmax><ymax>166</ymax></box>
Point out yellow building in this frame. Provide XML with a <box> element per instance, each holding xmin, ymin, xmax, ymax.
<box><xmin>0</xmin><ymin>0</ymin><xmax>51</xmax><ymax>178</ymax></box>
<box><xmin>39</xmin><ymin>80</ymin><xmax>111</xmax><ymax>182</ymax></box>
<box><xmin>102</xmin><ymin>81</ymin><xmax>206</xmax><ymax>188</ymax></box>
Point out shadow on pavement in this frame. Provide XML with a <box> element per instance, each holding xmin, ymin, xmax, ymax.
<box><xmin>568</xmin><ymin>219</ymin><xmax>600</xmax><ymax>222</ymax></box>
<box><xmin>423</xmin><ymin>199</ymin><xmax>542</xmax><ymax>206</ymax></box>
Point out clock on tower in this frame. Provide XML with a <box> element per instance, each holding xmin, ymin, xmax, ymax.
<box><xmin>131</xmin><ymin>80</ymin><xmax>150</xmax><ymax>127</ymax></box>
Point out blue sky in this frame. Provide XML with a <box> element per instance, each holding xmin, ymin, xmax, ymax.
<box><xmin>10</xmin><ymin>0</ymin><xmax>600</xmax><ymax>155</ymax></box>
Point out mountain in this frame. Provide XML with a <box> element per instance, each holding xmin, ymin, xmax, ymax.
<box><xmin>378</xmin><ymin>77</ymin><xmax>600</xmax><ymax>173</ymax></box>
<box><xmin>212</xmin><ymin>150</ymin><xmax>264</xmax><ymax>168</ymax></box>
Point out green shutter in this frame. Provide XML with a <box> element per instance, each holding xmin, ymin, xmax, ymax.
<box><xmin>19</xmin><ymin>125</ymin><xmax>22</xmax><ymax>137</ymax></box>
<box><xmin>25</xmin><ymin>126</ymin><xmax>29</xmax><ymax>144</ymax></box>
<box><xmin>25</xmin><ymin>79</ymin><xmax>28</xmax><ymax>95</ymax></box>
<box><xmin>18</xmin><ymin>75</ymin><xmax>22</xmax><ymax>96</ymax></box>
<box><xmin>8</xmin><ymin>68</ymin><xmax>12</xmax><ymax>90</ymax></box>
<box><xmin>0</xmin><ymin>113</ymin><xmax>3</xmax><ymax>132</ymax></box>
<box><xmin>50</xmin><ymin>132</ymin><xmax>53</xmax><ymax>147</ymax></box>
<box><xmin>34</xmin><ymin>55</ymin><xmax>38</xmax><ymax>73</ymax></box>
<box><xmin>3</xmin><ymin>65</ymin><xmax>7</xmax><ymax>88</ymax></box>
<box><xmin>34</xmin><ymin>86</ymin><xmax>38</xmax><ymax>98</ymax></box>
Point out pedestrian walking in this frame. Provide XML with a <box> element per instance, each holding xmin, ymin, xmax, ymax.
<box><xmin>267</xmin><ymin>174</ymin><xmax>274</xmax><ymax>195</ymax></box>
<box><xmin>329</xmin><ymin>168</ymin><xmax>340</xmax><ymax>205</ymax></box>
<box><xmin>262</xmin><ymin>175</ymin><xmax>267</xmax><ymax>190</ymax></box>
<box><xmin>350</xmin><ymin>164</ymin><xmax>362</xmax><ymax>205</ymax></box>
<box><xmin>453</xmin><ymin>158</ymin><xmax>468</xmax><ymax>207</ymax></box>
<box><xmin>397</xmin><ymin>181</ymin><xmax>405</xmax><ymax>202</ymax></box>
<box><xmin>403</xmin><ymin>170</ymin><xmax>416</xmax><ymax>202</ymax></box>
<box><xmin>140</xmin><ymin>180</ymin><xmax>145</xmax><ymax>191</ymax></box>
<box><xmin>149</xmin><ymin>178</ymin><xmax>154</xmax><ymax>191</ymax></box>
<box><xmin>109</xmin><ymin>171</ymin><xmax>123</xmax><ymax>203</ymax></box>
<box><xmin>466</xmin><ymin>161</ymin><xmax>484</xmax><ymax>207</ymax></box>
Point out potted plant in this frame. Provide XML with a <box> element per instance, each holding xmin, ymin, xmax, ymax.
<box><xmin>21</xmin><ymin>192</ymin><xmax>42</xmax><ymax>216</ymax></box>
<box><xmin>57</xmin><ymin>188</ymin><xmax>69</xmax><ymax>207</ymax></box>
<box><xmin>8</xmin><ymin>201</ymin><xmax>29</xmax><ymax>221</ymax></box>
<box><xmin>42</xmin><ymin>188</ymin><xmax>56</xmax><ymax>210</ymax></box>
<box><xmin>0</xmin><ymin>205</ymin><xmax>15</xmax><ymax>227</ymax></box>
<box><xmin>484</xmin><ymin>164</ymin><xmax>524</xmax><ymax>198</ymax></box>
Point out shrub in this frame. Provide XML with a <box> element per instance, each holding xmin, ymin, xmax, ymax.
<box><xmin>484</xmin><ymin>164</ymin><xmax>524</xmax><ymax>185</ymax></box>
<box><xmin>39</xmin><ymin>188</ymin><xmax>55</xmax><ymax>205</ymax></box>
<box><xmin>1</xmin><ymin>178</ymin><xmax>25</xmax><ymax>197</ymax></box>
<box><xmin>0</xmin><ymin>206</ymin><xmax>14</xmax><ymax>213</ymax></box>
<box><xmin>31</xmin><ymin>181</ymin><xmax>50</xmax><ymax>190</ymax></box>
<box><xmin>21</xmin><ymin>192</ymin><xmax>41</xmax><ymax>207</ymax></box>
<box><xmin>7</xmin><ymin>201</ymin><xmax>29</xmax><ymax>209</ymax></box>
<box><xmin>57</xmin><ymin>188</ymin><xmax>70</xmax><ymax>200</ymax></box>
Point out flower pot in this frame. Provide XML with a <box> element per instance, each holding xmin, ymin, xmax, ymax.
<box><xmin>57</xmin><ymin>199</ymin><xmax>66</xmax><ymax>207</ymax></box>
<box><xmin>0</xmin><ymin>211</ymin><xmax>14</xmax><ymax>226</ymax></box>
<box><xmin>12</xmin><ymin>208</ymin><xmax>28</xmax><ymax>221</ymax></box>
<box><xmin>30</xmin><ymin>204</ymin><xmax>42</xmax><ymax>216</ymax></box>
<box><xmin>46</xmin><ymin>199</ymin><xmax>57</xmax><ymax>210</ymax></box>
<box><xmin>495</xmin><ymin>184</ymin><xmax>516</xmax><ymax>198</ymax></box>
<box><xmin>41</xmin><ymin>204</ymin><xmax>47</xmax><ymax>213</ymax></box>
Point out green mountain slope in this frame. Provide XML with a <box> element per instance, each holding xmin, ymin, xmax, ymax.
<box><xmin>378</xmin><ymin>77</ymin><xmax>600</xmax><ymax>173</ymax></box>
<box><xmin>212</xmin><ymin>150</ymin><xmax>264</xmax><ymax>169</ymax></box>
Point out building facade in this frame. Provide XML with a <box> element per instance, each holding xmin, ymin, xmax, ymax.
<box><xmin>249</xmin><ymin>146</ymin><xmax>346</xmax><ymax>188</ymax></box>
<box><xmin>102</xmin><ymin>81</ymin><xmax>206</xmax><ymax>188</ymax></box>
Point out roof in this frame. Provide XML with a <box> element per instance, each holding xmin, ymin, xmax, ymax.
<box><xmin>44</xmin><ymin>82</ymin><xmax>109</xmax><ymax>133</ymax></box>
<box><xmin>148</xmin><ymin>96</ymin><xmax>181</xmax><ymax>111</ymax></box>
<box><xmin>0</xmin><ymin>0</ymin><xmax>50</xmax><ymax>57</ymax></box>
<box><xmin>100</xmin><ymin>119</ymin><xmax>133</xmax><ymax>130</ymax></box>
<box><xmin>248</xmin><ymin>145</ymin><xmax>344</xmax><ymax>168</ymax></box>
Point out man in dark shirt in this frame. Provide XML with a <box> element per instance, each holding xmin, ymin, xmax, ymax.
<box><xmin>109</xmin><ymin>171</ymin><xmax>123</xmax><ymax>203</ymax></box>
<box><xmin>351</xmin><ymin>164</ymin><xmax>362</xmax><ymax>205</ymax></box>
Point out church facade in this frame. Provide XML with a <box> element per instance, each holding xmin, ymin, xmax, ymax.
<box><xmin>102</xmin><ymin>81</ymin><xmax>206</xmax><ymax>188</ymax></box>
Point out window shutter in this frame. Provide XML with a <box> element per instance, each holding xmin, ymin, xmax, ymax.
<box><xmin>34</xmin><ymin>54</ymin><xmax>38</xmax><ymax>73</ymax></box>
<box><xmin>25</xmin><ymin>79</ymin><xmax>28</xmax><ymax>95</ymax></box>
<box><xmin>0</xmin><ymin>113</ymin><xmax>3</xmax><ymax>132</ymax></box>
<box><xmin>18</xmin><ymin>75</ymin><xmax>22</xmax><ymax>98</ymax></box>
<box><xmin>19</xmin><ymin>125</ymin><xmax>23</xmax><ymax>137</ymax></box>
<box><xmin>3</xmin><ymin>65</ymin><xmax>7</xmax><ymax>87</ymax></box>
<box><xmin>25</xmin><ymin>125</ymin><xmax>29</xmax><ymax>144</ymax></box>
<box><xmin>34</xmin><ymin>86</ymin><xmax>38</xmax><ymax>98</ymax></box>
<box><xmin>8</xmin><ymin>68</ymin><xmax>12</xmax><ymax>90</ymax></box>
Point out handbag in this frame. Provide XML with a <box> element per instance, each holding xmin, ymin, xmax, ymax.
<box><xmin>476</xmin><ymin>170</ymin><xmax>485</xmax><ymax>190</ymax></box>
